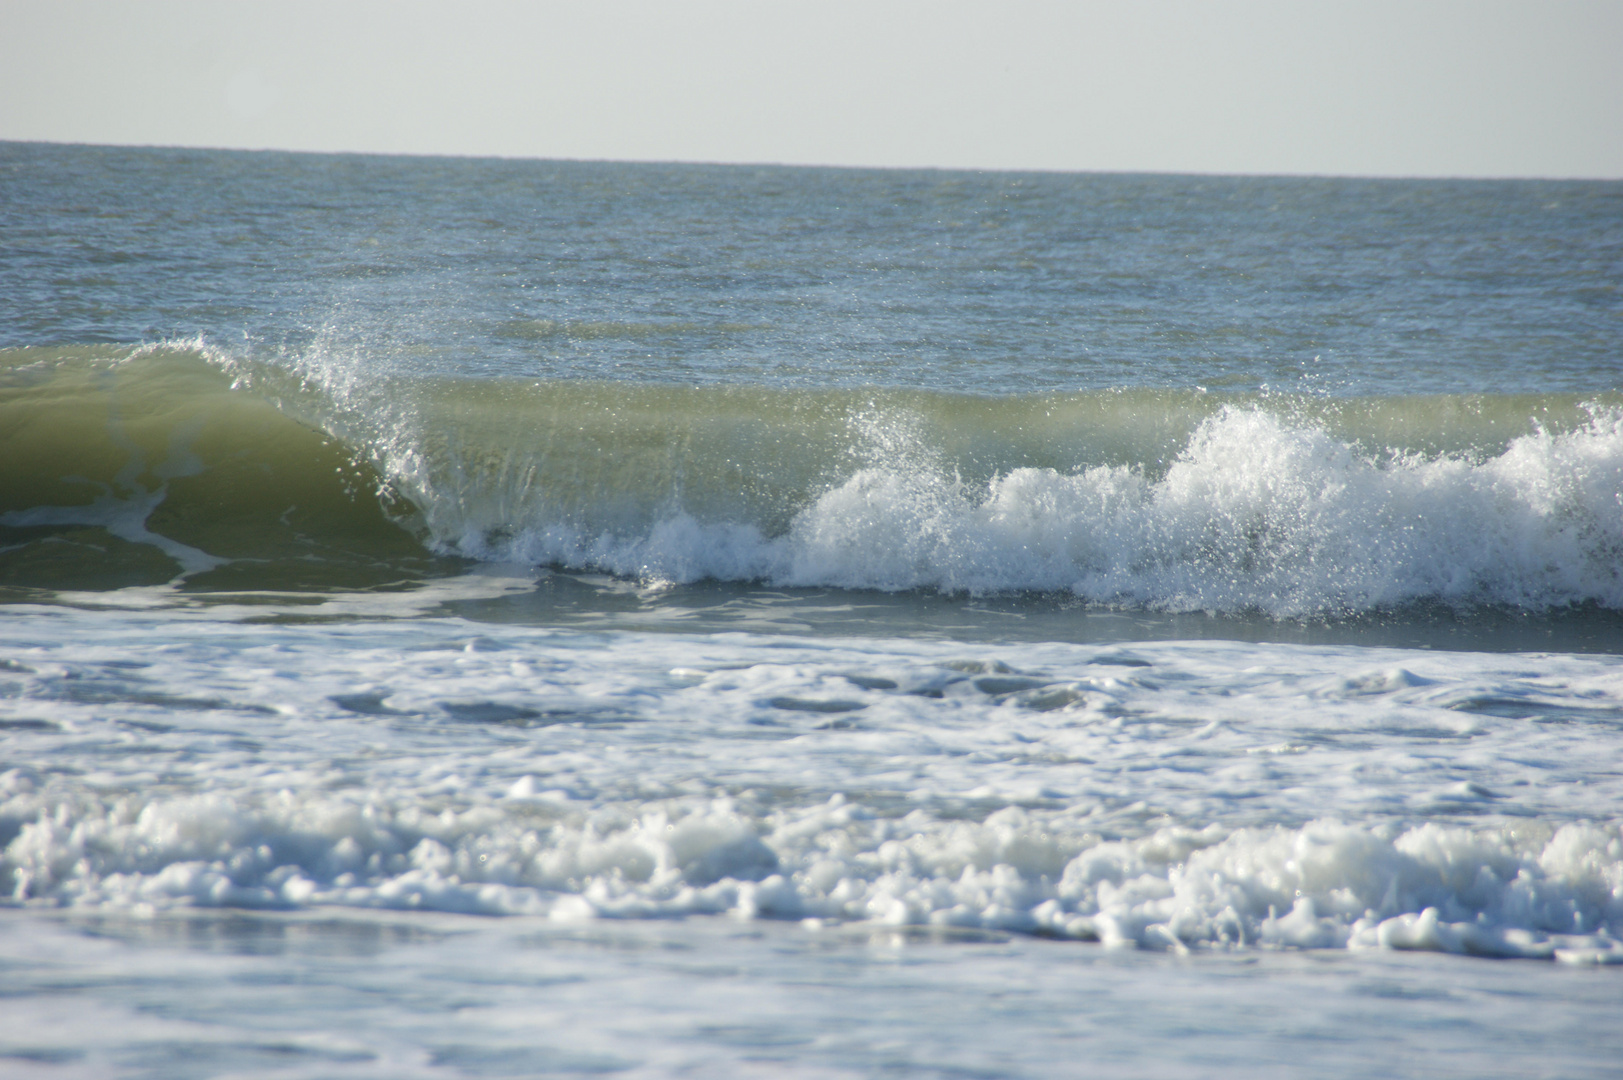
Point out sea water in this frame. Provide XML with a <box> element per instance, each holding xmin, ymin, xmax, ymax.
<box><xmin>2</xmin><ymin>142</ymin><xmax>1621</xmax><ymax>1077</ymax></box>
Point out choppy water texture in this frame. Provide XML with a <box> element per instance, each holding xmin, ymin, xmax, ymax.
<box><xmin>2</xmin><ymin>142</ymin><xmax>1622</xmax><ymax>1077</ymax></box>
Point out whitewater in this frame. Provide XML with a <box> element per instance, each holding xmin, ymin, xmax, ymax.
<box><xmin>2</xmin><ymin>142</ymin><xmax>1621</xmax><ymax>1078</ymax></box>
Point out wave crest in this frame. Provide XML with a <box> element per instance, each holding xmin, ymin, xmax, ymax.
<box><xmin>461</xmin><ymin>405</ymin><xmax>1623</xmax><ymax>616</ymax></box>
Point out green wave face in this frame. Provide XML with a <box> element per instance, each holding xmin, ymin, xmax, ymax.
<box><xmin>0</xmin><ymin>344</ymin><xmax>436</xmax><ymax>594</ymax></box>
<box><xmin>3</xmin><ymin>341</ymin><xmax>1619</xmax><ymax>615</ymax></box>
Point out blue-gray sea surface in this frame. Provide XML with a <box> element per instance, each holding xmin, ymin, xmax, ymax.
<box><xmin>2</xmin><ymin>143</ymin><xmax>1621</xmax><ymax>1078</ymax></box>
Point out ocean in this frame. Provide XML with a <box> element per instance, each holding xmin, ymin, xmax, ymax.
<box><xmin>2</xmin><ymin>141</ymin><xmax>1621</xmax><ymax>1077</ymax></box>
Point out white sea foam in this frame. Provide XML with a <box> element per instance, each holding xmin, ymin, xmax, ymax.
<box><xmin>5</xmin><ymin>777</ymin><xmax>1620</xmax><ymax>962</ymax></box>
<box><xmin>440</xmin><ymin>405</ymin><xmax>1623</xmax><ymax>617</ymax></box>
<box><xmin>4</xmin><ymin>613</ymin><xmax>1620</xmax><ymax>960</ymax></box>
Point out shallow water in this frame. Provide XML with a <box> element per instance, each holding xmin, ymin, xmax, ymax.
<box><xmin>6</xmin><ymin>911</ymin><xmax>1622</xmax><ymax>1080</ymax></box>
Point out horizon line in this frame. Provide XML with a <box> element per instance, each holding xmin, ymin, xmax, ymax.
<box><xmin>6</xmin><ymin>138</ymin><xmax>1620</xmax><ymax>185</ymax></box>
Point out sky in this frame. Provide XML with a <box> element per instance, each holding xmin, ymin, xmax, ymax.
<box><xmin>2</xmin><ymin>0</ymin><xmax>1620</xmax><ymax>178</ymax></box>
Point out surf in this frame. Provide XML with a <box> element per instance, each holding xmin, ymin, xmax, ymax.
<box><xmin>3</xmin><ymin>341</ymin><xmax>1620</xmax><ymax>617</ymax></box>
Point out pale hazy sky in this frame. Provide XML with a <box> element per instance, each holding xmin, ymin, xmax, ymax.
<box><xmin>3</xmin><ymin>0</ymin><xmax>1620</xmax><ymax>177</ymax></box>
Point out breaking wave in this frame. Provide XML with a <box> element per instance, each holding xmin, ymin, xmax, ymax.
<box><xmin>3</xmin><ymin>341</ymin><xmax>1620</xmax><ymax>616</ymax></box>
